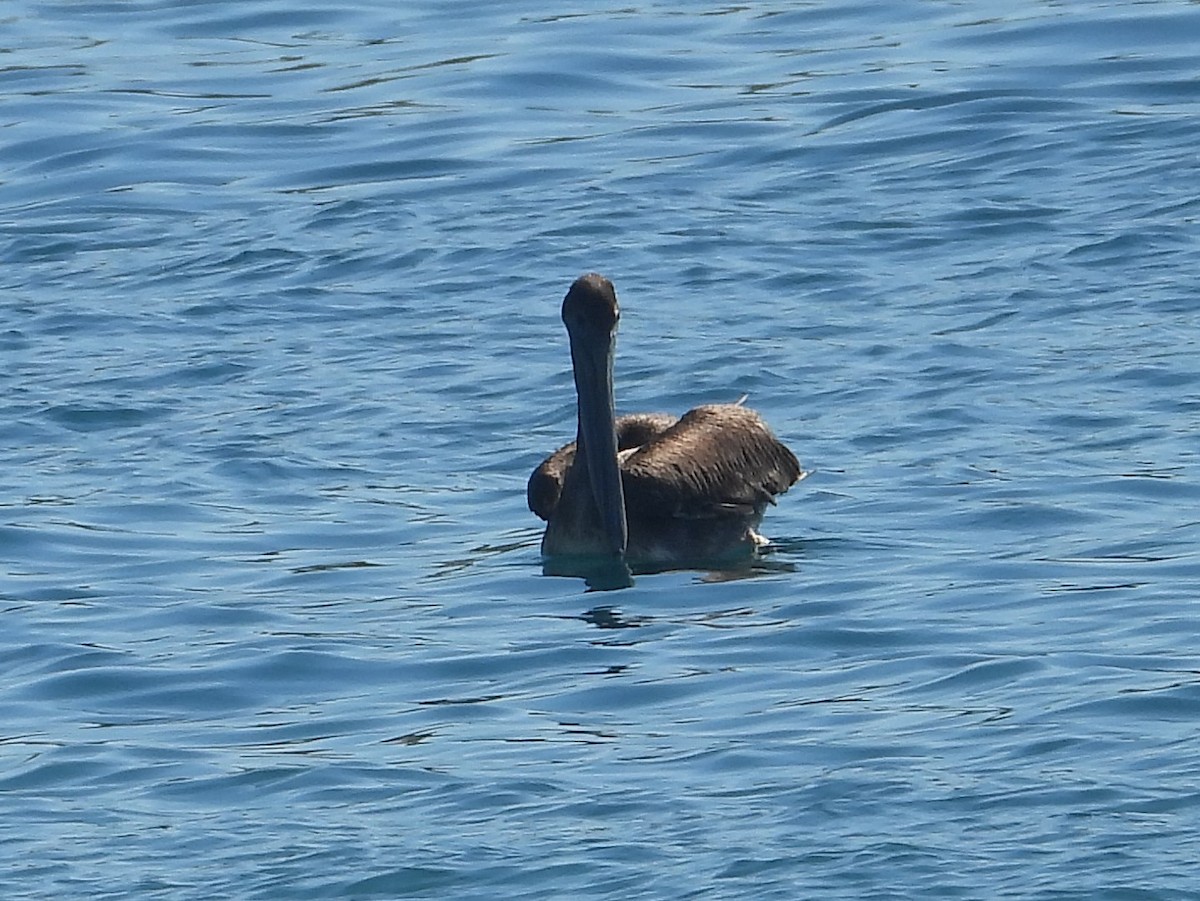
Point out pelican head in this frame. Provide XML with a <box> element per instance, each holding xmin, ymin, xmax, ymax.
<box><xmin>562</xmin><ymin>273</ymin><xmax>627</xmax><ymax>557</ymax></box>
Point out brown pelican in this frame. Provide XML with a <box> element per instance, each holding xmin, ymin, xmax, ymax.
<box><xmin>528</xmin><ymin>273</ymin><xmax>803</xmax><ymax>568</ymax></box>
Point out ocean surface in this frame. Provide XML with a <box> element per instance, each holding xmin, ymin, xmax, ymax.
<box><xmin>4</xmin><ymin>1</ymin><xmax>1200</xmax><ymax>897</ymax></box>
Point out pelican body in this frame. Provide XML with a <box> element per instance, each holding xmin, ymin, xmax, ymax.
<box><xmin>528</xmin><ymin>273</ymin><xmax>802</xmax><ymax>566</ymax></box>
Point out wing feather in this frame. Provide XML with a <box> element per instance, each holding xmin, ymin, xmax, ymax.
<box><xmin>621</xmin><ymin>404</ymin><xmax>802</xmax><ymax>519</ymax></box>
<box><xmin>527</xmin><ymin>412</ymin><xmax>677</xmax><ymax>521</ymax></box>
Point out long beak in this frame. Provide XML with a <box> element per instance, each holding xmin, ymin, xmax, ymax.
<box><xmin>569</xmin><ymin>325</ymin><xmax>628</xmax><ymax>557</ymax></box>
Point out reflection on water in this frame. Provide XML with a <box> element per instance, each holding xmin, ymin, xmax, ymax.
<box><xmin>541</xmin><ymin>544</ymin><xmax>798</xmax><ymax>590</ymax></box>
<box><xmin>542</xmin><ymin>555</ymin><xmax>635</xmax><ymax>591</ymax></box>
<box><xmin>581</xmin><ymin>606</ymin><xmax>643</xmax><ymax>629</ymax></box>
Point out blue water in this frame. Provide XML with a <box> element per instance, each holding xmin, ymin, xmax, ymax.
<box><xmin>4</xmin><ymin>1</ymin><xmax>1200</xmax><ymax>897</ymax></box>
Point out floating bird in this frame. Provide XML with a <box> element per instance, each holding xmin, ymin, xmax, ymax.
<box><xmin>528</xmin><ymin>273</ymin><xmax>803</xmax><ymax>569</ymax></box>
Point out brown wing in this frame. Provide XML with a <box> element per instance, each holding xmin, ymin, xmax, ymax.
<box><xmin>527</xmin><ymin>412</ymin><xmax>677</xmax><ymax>521</ymax></box>
<box><xmin>620</xmin><ymin>404</ymin><xmax>801</xmax><ymax>519</ymax></box>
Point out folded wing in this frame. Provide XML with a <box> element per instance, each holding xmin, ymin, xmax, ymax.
<box><xmin>527</xmin><ymin>412</ymin><xmax>678</xmax><ymax>521</ymax></box>
<box><xmin>620</xmin><ymin>404</ymin><xmax>802</xmax><ymax>520</ymax></box>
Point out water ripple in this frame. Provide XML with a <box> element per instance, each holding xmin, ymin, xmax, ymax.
<box><xmin>4</xmin><ymin>1</ymin><xmax>1200</xmax><ymax>899</ymax></box>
